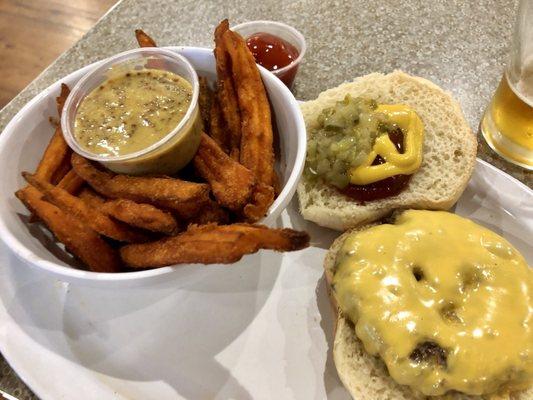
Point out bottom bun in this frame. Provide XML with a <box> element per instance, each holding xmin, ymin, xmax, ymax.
<box><xmin>325</xmin><ymin>222</ymin><xmax>532</xmax><ymax>400</ymax></box>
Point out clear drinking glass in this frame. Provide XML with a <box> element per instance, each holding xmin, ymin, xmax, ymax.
<box><xmin>480</xmin><ymin>0</ymin><xmax>533</xmax><ymax>170</ymax></box>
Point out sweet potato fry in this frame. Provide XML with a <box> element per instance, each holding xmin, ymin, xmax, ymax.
<box><xmin>198</xmin><ymin>77</ymin><xmax>214</xmax><ymax>132</ymax></box>
<box><xmin>34</xmin><ymin>127</ymin><xmax>71</xmax><ymax>183</ymax></box>
<box><xmin>50</xmin><ymin>155</ymin><xmax>72</xmax><ymax>184</ymax></box>
<box><xmin>134</xmin><ymin>29</ymin><xmax>167</xmax><ymax>69</ymax></box>
<box><xmin>56</xmin><ymin>83</ymin><xmax>70</xmax><ymax>117</ymax></box>
<box><xmin>134</xmin><ymin>29</ymin><xmax>167</xmax><ymax>70</ymax></box>
<box><xmin>78</xmin><ymin>186</ymin><xmax>106</xmax><ymax>207</ymax></box>
<box><xmin>35</xmin><ymin>83</ymin><xmax>72</xmax><ymax>184</ymax></box>
<box><xmin>79</xmin><ymin>187</ymin><xmax>178</xmax><ymax>234</ymax></box>
<box><xmin>208</xmin><ymin>95</ymin><xmax>229</xmax><ymax>151</ymax></box>
<box><xmin>212</xmin><ymin>223</ymin><xmax>309</xmax><ymax>250</ymax></box>
<box><xmin>135</xmin><ymin>29</ymin><xmax>157</xmax><ymax>47</ymax></box>
<box><xmin>57</xmin><ymin>169</ymin><xmax>85</xmax><ymax>194</ymax></box>
<box><xmin>222</xmin><ymin>29</ymin><xmax>275</xmax><ymax>184</ymax></box>
<box><xmin>23</xmin><ymin>173</ymin><xmax>148</xmax><ymax>243</ymax></box>
<box><xmin>214</xmin><ymin>19</ymin><xmax>242</xmax><ymax>159</ymax></box>
<box><xmin>48</xmin><ymin>116</ymin><xmax>59</xmax><ymax>128</ymax></box>
<box><xmin>221</xmin><ymin>27</ymin><xmax>276</xmax><ymax>221</ymax></box>
<box><xmin>15</xmin><ymin>185</ymin><xmax>121</xmax><ymax>273</ymax></box>
<box><xmin>272</xmin><ymin>170</ymin><xmax>281</xmax><ymax>196</ymax></box>
<box><xmin>101</xmin><ymin>199</ymin><xmax>178</xmax><ymax>235</ymax></box>
<box><xmin>243</xmin><ymin>184</ymin><xmax>275</xmax><ymax>222</ymax></box>
<box><xmin>187</xmin><ymin>199</ymin><xmax>229</xmax><ymax>226</ymax></box>
<box><xmin>120</xmin><ymin>223</ymin><xmax>310</xmax><ymax>268</ymax></box>
<box><xmin>194</xmin><ymin>133</ymin><xmax>254</xmax><ymax>211</ymax></box>
<box><xmin>71</xmin><ymin>153</ymin><xmax>210</xmax><ymax>218</ymax></box>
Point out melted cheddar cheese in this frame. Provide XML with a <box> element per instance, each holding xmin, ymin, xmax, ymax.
<box><xmin>333</xmin><ymin>210</ymin><xmax>533</xmax><ymax>396</ymax></box>
<box><xmin>349</xmin><ymin>104</ymin><xmax>424</xmax><ymax>185</ymax></box>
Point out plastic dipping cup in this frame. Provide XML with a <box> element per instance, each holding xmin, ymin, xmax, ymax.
<box><xmin>232</xmin><ymin>20</ymin><xmax>306</xmax><ymax>89</ymax></box>
<box><xmin>61</xmin><ymin>47</ymin><xmax>202</xmax><ymax>175</ymax></box>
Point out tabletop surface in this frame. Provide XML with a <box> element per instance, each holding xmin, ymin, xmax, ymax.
<box><xmin>0</xmin><ymin>0</ymin><xmax>530</xmax><ymax>398</ymax></box>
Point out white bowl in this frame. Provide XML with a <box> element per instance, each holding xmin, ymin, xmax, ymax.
<box><xmin>0</xmin><ymin>47</ymin><xmax>306</xmax><ymax>287</ymax></box>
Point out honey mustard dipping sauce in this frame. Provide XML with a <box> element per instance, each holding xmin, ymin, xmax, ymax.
<box><xmin>332</xmin><ymin>210</ymin><xmax>533</xmax><ymax>396</ymax></box>
<box><xmin>73</xmin><ymin>68</ymin><xmax>202</xmax><ymax>175</ymax></box>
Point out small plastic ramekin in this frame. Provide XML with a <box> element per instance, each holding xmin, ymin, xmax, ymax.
<box><xmin>232</xmin><ymin>20</ymin><xmax>306</xmax><ymax>89</ymax></box>
<box><xmin>61</xmin><ymin>47</ymin><xmax>202</xmax><ymax>175</ymax></box>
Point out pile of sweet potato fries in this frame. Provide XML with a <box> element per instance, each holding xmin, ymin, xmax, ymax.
<box><xmin>15</xmin><ymin>21</ymin><xmax>309</xmax><ymax>273</ymax></box>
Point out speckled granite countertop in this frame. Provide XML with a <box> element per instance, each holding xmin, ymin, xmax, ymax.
<box><xmin>0</xmin><ymin>0</ymin><xmax>530</xmax><ymax>398</ymax></box>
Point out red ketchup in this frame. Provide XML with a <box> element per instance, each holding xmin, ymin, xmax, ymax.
<box><xmin>340</xmin><ymin>128</ymin><xmax>411</xmax><ymax>202</ymax></box>
<box><xmin>245</xmin><ymin>32</ymin><xmax>300</xmax><ymax>88</ymax></box>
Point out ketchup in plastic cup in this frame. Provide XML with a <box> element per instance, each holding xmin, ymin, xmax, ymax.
<box><xmin>246</xmin><ymin>32</ymin><xmax>299</xmax><ymax>87</ymax></box>
<box><xmin>232</xmin><ymin>21</ymin><xmax>306</xmax><ymax>89</ymax></box>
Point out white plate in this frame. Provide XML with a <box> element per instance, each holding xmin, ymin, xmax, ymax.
<box><xmin>0</xmin><ymin>159</ymin><xmax>531</xmax><ymax>400</ymax></box>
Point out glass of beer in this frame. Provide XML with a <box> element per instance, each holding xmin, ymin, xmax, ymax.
<box><xmin>480</xmin><ymin>0</ymin><xmax>533</xmax><ymax>170</ymax></box>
